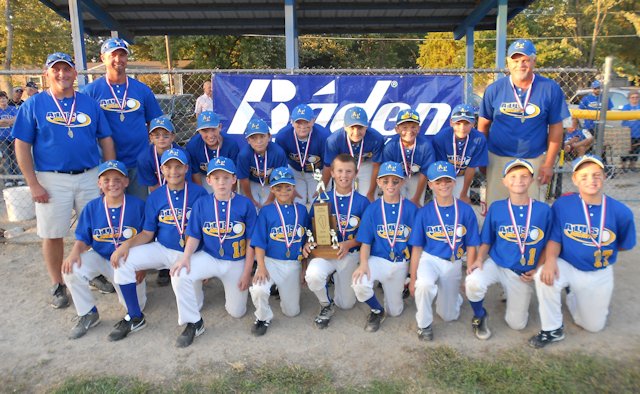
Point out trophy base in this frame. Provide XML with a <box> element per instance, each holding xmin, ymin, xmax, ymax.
<box><xmin>309</xmin><ymin>245</ymin><xmax>340</xmax><ymax>260</ymax></box>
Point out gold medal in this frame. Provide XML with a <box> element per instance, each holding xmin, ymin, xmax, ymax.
<box><xmin>179</xmin><ymin>238</ymin><xmax>185</xmax><ymax>248</ymax></box>
<box><xmin>520</xmin><ymin>255</ymin><xmax>526</xmax><ymax>265</ymax></box>
<box><xmin>67</xmin><ymin>128</ymin><xmax>73</xmax><ymax>138</ymax></box>
<box><xmin>120</xmin><ymin>112</ymin><xmax>125</xmax><ymax>122</ymax></box>
<box><xmin>389</xmin><ymin>250</ymin><xmax>395</xmax><ymax>261</ymax></box>
<box><xmin>286</xmin><ymin>249</ymin><xmax>291</xmax><ymax>258</ymax></box>
<box><xmin>219</xmin><ymin>246</ymin><xmax>224</xmax><ymax>257</ymax></box>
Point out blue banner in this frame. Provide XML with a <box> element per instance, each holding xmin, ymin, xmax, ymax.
<box><xmin>213</xmin><ymin>74</ymin><xmax>463</xmax><ymax>142</ymax></box>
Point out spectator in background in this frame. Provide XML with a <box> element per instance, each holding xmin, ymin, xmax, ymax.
<box><xmin>194</xmin><ymin>81</ymin><xmax>213</xmax><ymax>116</ymax></box>
<box><xmin>0</xmin><ymin>91</ymin><xmax>20</xmax><ymax>187</ymax></box>
<box><xmin>25</xmin><ymin>81</ymin><xmax>39</xmax><ymax>99</ymax></box>
<box><xmin>9</xmin><ymin>87</ymin><xmax>24</xmax><ymax>107</ymax></box>
<box><xmin>621</xmin><ymin>90</ymin><xmax>640</xmax><ymax>172</ymax></box>
<box><xmin>579</xmin><ymin>81</ymin><xmax>614</xmax><ymax>139</ymax></box>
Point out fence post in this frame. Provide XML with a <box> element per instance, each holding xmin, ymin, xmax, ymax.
<box><xmin>595</xmin><ymin>56</ymin><xmax>613</xmax><ymax>158</ymax></box>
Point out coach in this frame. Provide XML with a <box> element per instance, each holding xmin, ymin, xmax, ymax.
<box><xmin>13</xmin><ymin>53</ymin><xmax>115</xmax><ymax>309</ymax></box>
<box><xmin>478</xmin><ymin>39</ymin><xmax>570</xmax><ymax>205</ymax></box>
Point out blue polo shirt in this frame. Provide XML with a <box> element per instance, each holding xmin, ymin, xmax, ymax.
<box><xmin>0</xmin><ymin>105</ymin><xmax>17</xmax><ymax>141</ymax></box>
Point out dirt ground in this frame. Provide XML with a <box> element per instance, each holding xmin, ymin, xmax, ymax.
<box><xmin>0</xmin><ymin>203</ymin><xmax>639</xmax><ymax>392</ymax></box>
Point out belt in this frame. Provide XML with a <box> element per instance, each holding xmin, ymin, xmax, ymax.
<box><xmin>510</xmin><ymin>268</ymin><xmax>530</xmax><ymax>276</ymax></box>
<box><xmin>50</xmin><ymin>168</ymin><xmax>92</xmax><ymax>175</ymax></box>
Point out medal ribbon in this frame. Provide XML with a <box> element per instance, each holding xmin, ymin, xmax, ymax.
<box><xmin>509</xmin><ymin>74</ymin><xmax>535</xmax><ymax>119</ymax></box>
<box><xmin>204</xmin><ymin>138</ymin><xmax>222</xmax><ymax>163</ymax></box>
<box><xmin>152</xmin><ymin>148</ymin><xmax>166</xmax><ymax>186</ymax></box>
<box><xmin>333</xmin><ymin>190</ymin><xmax>354</xmax><ymax>239</ymax></box>
<box><xmin>49</xmin><ymin>89</ymin><xmax>76</xmax><ymax>129</ymax></box>
<box><xmin>508</xmin><ymin>198</ymin><xmax>533</xmax><ymax>260</ymax></box>
<box><xmin>166</xmin><ymin>182</ymin><xmax>188</xmax><ymax>245</ymax></box>
<box><xmin>399</xmin><ymin>141</ymin><xmax>416</xmax><ymax>178</ymax></box>
<box><xmin>253</xmin><ymin>150</ymin><xmax>268</xmax><ymax>186</ymax></box>
<box><xmin>452</xmin><ymin>133</ymin><xmax>469</xmax><ymax>176</ymax></box>
<box><xmin>213</xmin><ymin>194</ymin><xmax>232</xmax><ymax>250</ymax></box>
<box><xmin>581</xmin><ymin>195</ymin><xmax>607</xmax><ymax>250</ymax></box>
<box><xmin>294</xmin><ymin>129</ymin><xmax>313</xmax><ymax>172</ymax></box>
<box><xmin>105</xmin><ymin>76</ymin><xmax>129</xmax><ymax>113</ymax></box>
<box><xmin>433</xmin><ymin>198</ymin><xmax>459</xmax><ymax>259</ymax></box>
<box><xmin>346</xmin><ymin>134</ymin><xmax>365</xmax><ymax>171</ymax></box>
<box><xmin>103</xmin><ymin>196</ymin><xmax>126</xmax><ymax>249</ymax></box>
<box><xmin>381</xmin><ymin>197</ymin><xmax>404</xmax><ymax>256</ymax></box>
<box><xmin>275</xmin><ymin>201</ymin><xmax>299</xmax><ymax>251</ymax></box>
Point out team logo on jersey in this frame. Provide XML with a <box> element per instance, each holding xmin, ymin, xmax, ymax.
<box><xmin>334</xmin><ymin>214</ymin><xmax>361</xmax><ymax>232</ymax></box>
<box><xmin>447</xmin><ymin>155</ymin><xmax>471</xmax><ymax>168</ymax></box>
<box><xmin>587</xmin><ymin>101</ymin><xmax>603</xmax><ymax>110</ymax></box>
<box><xmin>288</xmin><ymin>153</ymin><xmax>322</xmax><ymax>171</ymax></box>
<box><xmin>498</xmin><ymin>225</ymin><xmax>545</xmax><ymax>245</ymax></box>
<box><xmin>99</xmin><ymin>98</ymin><xmax>141</xmax><ymax>113</ymax></box>
<box><xmin>425</xmin><ymin>224</ymin><xmax>467</xmax><ymax>243</ymax></box>
<box><xmin>269</xmin><ymin>224</ymin><xmax>305</xmax><ymax>243</ymax></box>
<box><xmin>92</xmin><ymin>226</ymin><xmax>137</xmax><ymax>243</ymax></box>
<box><xmin>202</xmin><ymin>220</ymin><xmax>245</xmax><ymax>239</ymax></box>
<box><xmin>46</xmin><ymin>111</ymin><xmax>92</xmax><ymax>128</ymax></box>
<box><xmin>499</xmin><ymin>103</ymin><xmax>541</xmax><ymax>120</ymax></box>
<box><xmin>376</xmin><ymin>224</ymin><xmax>411</xmax><ymax>242</ymax></box>
<box><xmin>563</xmin><ymin>223</ymin><xmax>616</xmax><ymax>247</ymax></box>
<box><xmin>250</xmin><ymin>167</ymin><xmax>274</xmax><ymax>183</ymax></box>
<box><xmin>158</xmin><ymin>208</ymin><xmax>191</xmax><ymax>224</ymax></box>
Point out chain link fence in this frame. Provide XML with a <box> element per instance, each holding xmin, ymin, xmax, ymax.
<box><xmin>3</xmin><ymin>66</ymin><xmax>639</xmax><ymax>225</ymax></box>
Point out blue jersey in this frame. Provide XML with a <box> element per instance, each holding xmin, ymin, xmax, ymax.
<box><xmin>0</xmin><ymin>105</ymin><xmax>17</xmax><ymax>140</ymax></box>
<box><xmin>143</xmin><ymin>182</ymin><xmax>208</xmax><ymax>251</ymax></box>
<box><xmin>579</xmin><ymin>94</ymin><xmax>614</xmax><ymax>130</ymax></box>
<box><xmin>479</xmin><ymin>74</ymin><xmax>570</xmax><ymax>158</ymax></box>
<box><xmin>357</xmin><ymin>197</ymin><xmax>418</xmax><ymax>262</ymax></box>
<box><xmin>236</xmin><ymin>142</ymin><xmax>288</xmax><ymax>184</ymax></box>
<box><xmin>251</xmin><ymin>202</ymin><xmax>309</xmax><ymax>261</ymax></box>
<box><xmin>550</xmin><ymin>194</ymin><xmax>636</xmax><ymax>271</ymax></box>
<box><xmin>309</xmin><ymin>190</ymin><xmax>370</xmax><ymax>252</ymax></box>
<box><xmin>621</xmin><ymin>104</ymin><xmax>640</xmax><ymax>139</ymax></box>
<box><xmin>433</xmin><ymin>128</ymin><xmax>488</xmax><ymax>176</ymax></box>
<box><xmin>12</xmin><ymin>91</ymin><xmax>112</xmax><ymax>172</ymax></box>
<box><xmin>382</xmin><ymin>135</ymin><xmax>435</xmax><ymax>177</ymax></box>
<box><xmin>186</xmin><ymin>193</ymin><xmax>257</xmax><ymax>261</ymax></box>
<box><xmin>482</xmin><ymin>199</ymin><xmax>551</xmax><ymax>272</ymax></box>
<box><xmin>136</xmin><ymin>143</ymin><xmax>191</xmax><ymax>187</ymax></box>
<box><xmin>275</xmin><ymin>124</ymin><xmax>330</xmax><ymax>172</ymax></box>
<box><xmin>185</xmin><ymin>133</ymin><xmax>240</xmax><ymax>176</ymax></box>
<box><xmin>83</xmin><ymin>77</ymin><xmax>163</xmax><ymax>167</ymax></box>
<box><xmin>409</xmin><ymin>199</ymin><xmax>480</xmax><ymax>260</ymax></box>
<box><xmin>75</xmin><ymin>195</ymin><xmax>145</xmax><ymax>260</ymax></box>
<box><xmin>564</xmin><ymin>128</ymin><xmax>592</xmax><ymax>144</ymax></box>
<box><xmin>323</xmin><ymin>128</ymin><xmax>384</xmax><ymax>167</ymax></box>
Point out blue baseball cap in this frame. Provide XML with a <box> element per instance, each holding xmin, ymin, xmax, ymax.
<box><xmin>344</xmin><ymin>107</ymin><xmax>368</xmax><ymax>127</ymax></box>
<box><xmin>451</xmin><ymin>104</ymin><xmax>476</xmax><ymax>123</ymax></box>
<box><xmin>161</xmin><ymin>148</ymin><xmax>188</xmax><ymax>166</ymax></box>
<box><xmin>244</xmin><ymin>118</ymin><xmax>270</xmax><ymax>138</ymax></box>
<box><xmin>591</xmin><ymin>80</ymin><xmax>602</xmax><ymax>89</ymax></box>
<box><xmin>270</xmin><ymin>167</ymin><xmax>296</xmax><ymax>186</ymax></box>
<box><xmin>377</xmin><ymin>161</ymin><xmax>405</xmax><ymax>179</ymax></box>
<box><xmin>101</xmin><ymin>38</ymin><xmax>130</xmax><ymax>55</ymax></box>
<box><xmin>291</xmin><ymin>104</ymin><xmax>315</xmax><ymax>122</ymax></box>
<box><xmin>206</xmin><ymin>156</ymin><xmax>236</xmax><ymax>176</ymax></box>
<box><xmin>503</xmin><ymin>159</ymin><xmax>534</xmax><ymax>176</ymax></box>
<box><xmin>197</xmin><ymin>111</ymin><xmax>222</xmax><ymax>131</ymax></box>
<box><xmin>98</xmin><ymin>160</ymin><xmax>128</xmax><ymax>177</ymax></box>
<box><xmin>508</xmin><ymin>39</ymin><xmax>536</xmax><ymax>58</ymax></box>
<box><xmin>396</xmin><ymin>109</ymin><xmax>420</xmax><ymax>125</ymax></box>
<box><xmin>149</xmin><ymin>115</ymin><xmax>175</xmax><ymax>134</ymax></box>
<box><xmin>45</xmin><ymin>52</ymin><xmax>75</xmax><ymax>69</ymax></box>
<box><xmin>572</xmin><ymin>154</ymin><xmax>604</xmax><ymax>172</ymax></box>
<box><xmin>427</xmin><ymin>161</ymin><xmax>456</xmax><ymax>181</ymax></box>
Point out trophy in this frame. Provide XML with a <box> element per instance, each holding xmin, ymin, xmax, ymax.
<box><xmin>308</xmin><ymin>164</ymin><xmax>339</xmax><ymax>259</ymax></box>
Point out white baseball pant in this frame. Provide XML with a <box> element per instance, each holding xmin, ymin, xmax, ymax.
<box><xmin>290</xmin><ymin>167</ymin><xmax>316</xmax><ymax>205</ymax></box>
<box><xmin>113</xmin><ymin>242</ymin><xmax>182</xmax><ymax>285</ymax></box>
<box><xmin>453</xmin><ymin>175</ymin><xmax>470</xmax><ymax>200</ymax></box>
<box><xmin>466</xmin><ymin>258</ymin><xmax>533</xmax><ymax>330</ymax></box>
<box><xmin>63</xmin><ymin>250</ymin><xmax>147</xmax><ymax>316</ymax></box>
<box><xmin>352</xmin><ymin>255</ymin><xmax>408</xmax><ymax>317</ymax></box>
<box><xmin>172</xmin><ymin>251</ymin><xmax>248</xmax><ymax>325</ymax></box>
<box><xmin>250</xmin><ymin>181</ymin><xmax>272</xmax><ymax>208</ymax></box>
<box><xmin>401</xmin><ymin>174</ymin><xmax>426</xmax><ymax>204</ymax></box>
<box><xmin>534</xmin><ymin>258</ymin><xmax>613</xmax><ymax>332</ymax></box>
<box><xmin>305</xmin><ymin>252</ymin><xmax>358</xmax><ymax>309</ymax></box>
<box><xmin>249</xmin><ymin>257</ymin><xmax>301</xmax><ymax>322</ymax></box>
<box><xmin>355</xmin><ymin>161</ymin><xmax>375</xmax><ymax>198</ymax></box>
<box><xmin>414</xmin><ymin>252</ymin><xmax>463</xmax><ymax>329</ymax></box>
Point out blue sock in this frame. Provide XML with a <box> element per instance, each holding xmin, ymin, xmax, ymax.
<box><xmin>119</xmin><ymin>283</ymin><xmax>142</xmax><ymax>318</ymax></box>
<box><xmin>364</xmin><ymin>295</ymin><xmax>384</xmax><ymax>313</ymax></box>
<box><xmin>469</xmin><ymin>300</ymin><xmax>485</xmax><ymax>318</ymax></box>
<box><xmin>90</xmin><ymin>306</ymin><xmax>98</xmax><ymax>314</ymax></box>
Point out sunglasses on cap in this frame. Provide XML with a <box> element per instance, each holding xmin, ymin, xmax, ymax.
<box><xmin>45</xmin><ymin>52</ymin><xmax>75</xmax><ymax>68</ymax></box>
<box><xmin>101</xmin><ymin>38</ymin><xmax>130</xmax><ymax>54</ymax></box>
<box><xmin>271</xmin><ymin>171</ymin><xmax>294</xmax><ymax>182</ymax></box>
<box><xmin>453</xmin><ymin>109</ymin><xmax>474</xmax><ymax>118</ymax></box>
<box><xmin>399</xmin><ymin>111</ymin><xmax>419</xmax><ymax>121</ymax></box>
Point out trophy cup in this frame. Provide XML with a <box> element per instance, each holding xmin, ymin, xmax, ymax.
<box><xmin>308</xmin><ymin>164</ymin><xmax>339</xmax><ymax>259</ymax></box>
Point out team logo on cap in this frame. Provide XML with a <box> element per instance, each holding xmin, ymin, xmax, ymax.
<box><xmin>350</xmin><ymin>111</ymin><xmax>361</xmax><ymax>120</ymax></box>
<box><xmin>498</xmin><ymin>225</ymin><xmax>545</xmax><ymax>245</ymax></box>
<box><xmin>514</xmin><ymin>41</ymin><xmax>526</xmax><ymax>49</ymax></box>
<box><xmin>563</xmin><ymin>224</ymin><xmax>616</xmax><ymax>247</ymax></box>
<box><xmin>202</xmin><ymin>114</ymin><xmax>212</xmax><ymax>122</ymax></box>
<box><xmin>385</xmin><ymin>163</ymin><xmax>397</xmax><ymax>172</ymax></box>
<box><xmin>203</xmin><ymin>221</ymin><xmax>246</xmax><ymax>239</ymax></box>
<box><xmin>93</xmin><ymin>226</ymin><xmax>137</xmax><ymax>243</ymax></box>
<box><xmin>46</xmin><ymin>111</ymin><xmax>92</xmax><ymax>128</ymax></box>
<box><xmin>99</xmin><ymin>98</ymin><xmax>140</xmax><ymax>114</ymax></box>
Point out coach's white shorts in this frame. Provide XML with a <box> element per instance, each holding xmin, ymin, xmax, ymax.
<box><xmin>172</xmin><ymin>251</ymin><xmax>248</xmax><ymax>325</ymax></box>
<box><xmin>401</xmin><ymin>174</ymin><xmax>427</xmax><ymax>205</ymax></box>
<box><xmin>352</xmin><ymin>255</ymin><xmax>408</xmax><ymax>317</ymax></box>
<box><xmin>534</xmin><ymin>258</ymin><xmax>613</xmax><ymax>333</ymax></box>
<box><xmin>249</xmin><ymin>257</ymin><xmax>301</xmax><ymax>322</ymax></box>
<box><xmin>290</xmin><ymin>167</ymin><xmax>316</xmax><ymax>206</ymax></box>
<box><xmin>305</xmin><ymin>251</ymin><xmax>358</xmax><ymax>309</ymax></box>
<box><xmin>486</xmin><ymin>152</ymin><xmax>544</xmax><ymax>207</ymax></box>
<box><xmin>63</xmin><ymin>249</ymin><xmax>147</xmax><ymax>317</ymax></box>
<box><xmin>35</xmin><ymin>168</ymin><xmax>99</xmax><ymax>238</ymax></box>
<box><xmin>250</xmin><ymin>181</ymin><xmax>272</xmax><ymax>208</ymax></box>
<box><xmin>414</xmin><ymin>252</ymin><xmax>463</xmax><ymax>329</ymax></box>
<box><xmin>113</xmin><ymin>242</ymin><xmax>182</xmax><ymax>285</ymax></box>
<box><xmin>466</xmin><ymin>258</ymin><xmax>534</xmax><ymax>330</ymax></box>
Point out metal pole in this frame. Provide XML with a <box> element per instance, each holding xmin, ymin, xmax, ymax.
<box><xmin>595</xmin><ymin>56</ymin><xmax>613</xmax><ymax>158</ymax></box>
<box><xmin>165</xmin><ymin>35</ymin><xmax>174</xmax><ymax>94</ymax></box>
<box><xmin>495</xmin><ymin>0</ymin><xmax>508</xmax><ymax>74</ymax></box>
<box><xmin>465</xmin><ymin>26</ymin><xmax>475</xmax><ymax>104</ymax></box>
<box><xmin>68</xmin><ymin>0</ymin><xmax>87</xmax><ymax>87</ymax></box>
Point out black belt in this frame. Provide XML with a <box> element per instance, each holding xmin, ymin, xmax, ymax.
<box><xmin>51</xmin><ymin>168</ymin><xmax>92</xmax><ymax>175</ymax></box>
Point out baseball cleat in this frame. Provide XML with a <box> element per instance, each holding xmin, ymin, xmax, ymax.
<box><xmin>417</xmin><ymin>325</ymin><xmax>433</xmax><ymax>341</ymax></box>
<box><xmin>50</xmin><ymin>283</ymin><xmax>70</xmax><ymax>309</ymax></box>
<box><xmin>156</xmin><ymin>269</ymin><xmax>171</xmax><ymax>286</ymax></box>
<box><xmin>251</xmin><ymin>319</ymin><xmax>270</xmax><ymax>336</ymax></box>
<box><xmin>472</xmin><ymin>313</ymin><xmax>492</xmax><ymax>340</ymax></box>
<box><xmin>89</xmin><ymin>275</ymin><xmax>116</xmax><ymax>294</ymax></box>
<box><xmin>365</xmin><ymin>310</ymin><xmax>386</xmax><ymax>332</ymax></box>
<box><xmin>176</xmin><ymin>318</ymin><xmax>205</xmax><ymax>348</ymax></box>
<box><xmin>69</xmin><ymin>310</ymin><xmax>100</xmax><ymax>339</ymax></box>
<box><xmin>528</xmin><ymin>326</ymin><xmax>565</xmax><ymax>349</ymax></box>
<box><xmin>108</xmin><ymin>313</ymin><xmax>146</xmax><ymax>341</ymax></box>
<box><xmin>314</xmin><ymin>303</ymin><xmax>335</xmax><ymax>329</ymax></box>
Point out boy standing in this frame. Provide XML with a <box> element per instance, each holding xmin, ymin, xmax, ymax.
<box><xmin>170</xmin><ymin>157</ymin><xmax>256</xmax><ymax>347</ymax></box>
<box><xmin>382</xmin><ymin>109</ymin><xmax>435</xmax><ymax>207</ymax></box>
<box><xmin>61</xmin><ymin>160</ymin><xmax>147</xmax><ymax>339</ymax></box>
<box><xmin>303</xmin><ymin>154</ymin><xmax>371</xmax><ymax>328</ymax></box>
<box><xmin>409</xmin><ymin>161</ymin><xmax>480</xmax><ymax>341</ymax></box>
<box><xmin>529</xmin><ymin>155</ymin><xmax>635</xmax><ymax>348</ymax></box>
<box><xmin>465</xmin><ymin>159</ymin><xmax>551</xmax><ymax>340</ymax></box>
<box><xmin>236</xmin><ymin>118</ymin><xmax>288</xmax><ymax>209</ymax></box>
<box><xmin>352</xmin><ymin>161</ymin><xmax>418</xmax><ymax>332</ymax></box>
<box><xmin>249</xmin><ymin>167</ymin><xmax>309</xmax><ymax>336</ymax></box>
